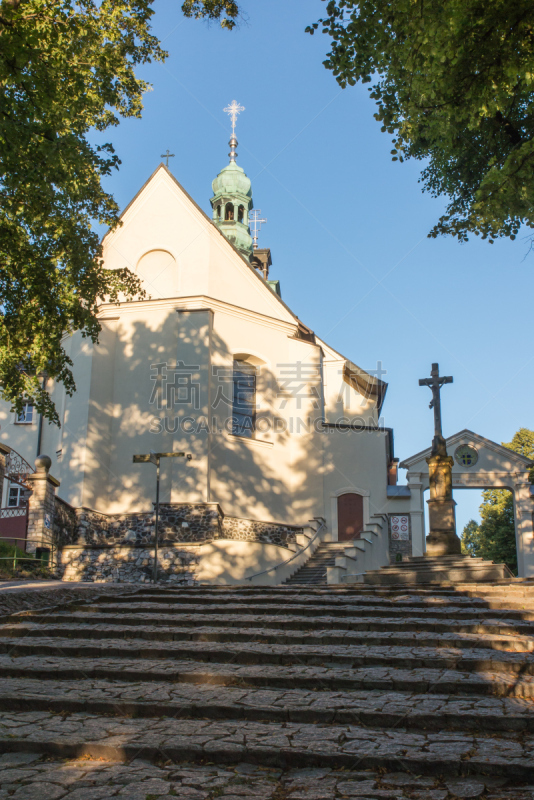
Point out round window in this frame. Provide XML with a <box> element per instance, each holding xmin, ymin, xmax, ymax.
<box><xmin>454</xmin><ymin>444</ymin><xmax>479</xmax><ymax>468</ymax></box>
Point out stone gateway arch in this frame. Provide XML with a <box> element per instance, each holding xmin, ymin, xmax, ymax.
<box><xmin>400</xmin><ymin>429</ymin><xmax>534</xmax><ymax>577</ymax></box>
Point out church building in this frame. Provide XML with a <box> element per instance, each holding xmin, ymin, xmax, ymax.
<box><xmin>1</xmin><ymin>106</ymin><xmax>533</xmax><ymax>583</ymax></box>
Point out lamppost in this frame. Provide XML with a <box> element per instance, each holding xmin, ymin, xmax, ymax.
<box><xmin>133</xmin><ymin>451</ymin><xmax>191</xmax><ymax>583</ymax></box>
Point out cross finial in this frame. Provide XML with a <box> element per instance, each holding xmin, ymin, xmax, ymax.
<box><xmin>419</xmin><ymin>363</ymin><xmax>453</xmax><ymax>456</ymax></box>
<box><xmin>249</xmin><ymin>209</ymin><xmax>267</xmax><ymax>250</ymax></box>
<box><xmin>160</xmin><ymin>149</ymin><xmax>175</xmax><ymax>167</ymax></box>
<box><xmin>224</xmin><ymin>100</ymin><xmax>245</xmax><ymax>135</ymax></box>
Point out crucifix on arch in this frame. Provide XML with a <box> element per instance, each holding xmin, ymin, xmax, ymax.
<box><xmin>419</xmin><ymin>363</ymin><xmax>453</xmax><ymax>456</ymax></box>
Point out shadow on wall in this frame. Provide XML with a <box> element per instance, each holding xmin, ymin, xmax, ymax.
<box><xmin>49</xmin><ymin>308</ymin><xmax>327</xmax><ymax>525</ymax></box>
<box><xmin>45</xmin><ymin>305</ymin><xmax>332</xmax><ymax>583</ymax></box>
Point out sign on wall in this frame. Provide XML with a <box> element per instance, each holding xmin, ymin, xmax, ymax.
<box><xmin>390</xmin><ymin>515</ymin><xmax>410</xmax><ymax>541</ymax></box>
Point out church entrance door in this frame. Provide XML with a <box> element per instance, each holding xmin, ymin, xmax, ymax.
<box><xmin>337</xmin><ymin>493</ymin><xmax>364</xmax><ymax>541</ymax></box>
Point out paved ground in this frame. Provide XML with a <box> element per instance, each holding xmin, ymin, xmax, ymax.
<box><xmin>2</xmin><ymin>584</ymin><xmax>534</xmax><ymax>798</ymax></box>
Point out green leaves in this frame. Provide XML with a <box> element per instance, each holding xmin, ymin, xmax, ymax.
<box><xmin>310</xmin><ymin>0</ymin><xmax>534</xmax><ymax>244</ymax></box>
<box><xmin>0</xmin><ymin>0</ymin><xmax>168</xmax><ymax>422</ymax></box>
<box><xmin>181</xmin><ymin>0</ymin><xmax>239</xmax><ymax>29</ymax></box>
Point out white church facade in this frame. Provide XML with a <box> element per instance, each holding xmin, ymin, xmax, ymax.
<box><xmin>1</xmin><ymin>125</ymin><xmax>533</xmax><ymax>582</ymax></box>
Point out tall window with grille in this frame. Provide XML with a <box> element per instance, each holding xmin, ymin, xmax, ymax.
<box><xmin>232</xmin><ymin>360</ymin><xmax>256</xmax><ymax>438</ymax></box>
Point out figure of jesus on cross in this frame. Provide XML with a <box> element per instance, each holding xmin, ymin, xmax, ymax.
<box><xmin>419</xmin><ymin>363</ymin><xmax>453</xmax><ymax>456</ymax></box>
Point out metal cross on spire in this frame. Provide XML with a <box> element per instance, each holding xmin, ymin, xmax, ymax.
<box><xmin>161</xmin><ymin>149</ymin><xmax>175</xmax><ymax>167</ymax></box>
<box><xmin>224</xmin><ymin>100</ymin><xmax>245</xmax><ymax>135</ymax></box>
<box><xmin>419</xmin><ymin>363</ymin><xmax>453</xmax><ymax>455</ymax></box>
<box><xmin>249</xmin><ymin>210</ymin><xmax>267</xmax><ymax>250</ymax></box>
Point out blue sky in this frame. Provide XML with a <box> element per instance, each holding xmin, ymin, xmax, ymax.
<box><xmin>98</xmin><ymin>0</ymin><xmax>533</xmax><ymax>531</ymax></box>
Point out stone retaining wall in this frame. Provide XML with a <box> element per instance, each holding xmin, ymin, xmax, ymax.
<box><xmin>57</xmin><ymin>503</ymin><xmax>304</xmax><ymax>583</ymax></box>
<box><xmin>222</xmin><ymin>516</ymin><xmax>299</xmax><ymax>546</ymax></box>
<box><xmin>53</xmin><ymin>497</ymin><xmax>79</xmax><ymax>547</ymax></box>
<box><xmin>70</xmin><ymin>503</ymin><xmax>299</xmax><ymax>546</ymax></box>
<box><xmin>60</xmin><ymin>544</ymin><xmax>200</xmax><ymax>584</ymax></box>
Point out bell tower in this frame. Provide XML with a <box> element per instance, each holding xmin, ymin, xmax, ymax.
<box><xmin>210</xmin><ymin>101</ymin><xmax>254</xmax><ymax>260</ymax></box>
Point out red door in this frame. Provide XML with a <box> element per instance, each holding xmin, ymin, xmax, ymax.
<box><xmin>337</xmin><ymin>493</ymin><xmax>364</xmax><ymax>541</ymax></box>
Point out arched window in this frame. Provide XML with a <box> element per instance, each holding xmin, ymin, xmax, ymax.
<box><xmin>217</xmin><ymin>204</ymin><xmax>221</xmax><ymax>219</ymax></box>
<box><xmin>225</xmin><ymin>203</ymin><xmax>234</xmax><ymax>221</ymax></box>
<box><xmin>232</xmin><ymin>359</ymin><xmax>256</xmax><ymax>438</ymax></box>
<box><xmin>237</xmin><ymin>205</ymin><xmax>244</xmax><ymax>223</ymax></box>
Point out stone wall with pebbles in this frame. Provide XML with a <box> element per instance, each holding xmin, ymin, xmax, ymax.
<box><xmin>73</xmin><ymin>503</ymin><xmax>222</xmax><ymax>545</ymax></box>
<box><xmin>52</xmin><ymin>497</ymin><xmax>79</xmax><ymax>547</ymax></box>
<box><xmin>222</xmin><ymin>516</ymin><xmax>299</xmax><ymax>545</ymax></box>
<box><xmin>60</xmin><ymin>544</ymin><xmax>200</xmax><ymax>584</ymax></box>
<box><xmin>75</xmin><ymin>508</ymin><xmax>154</xmax><ymax>545</ymax></box>
<box><xmin>56</xmin><ymin>502</ymin><xmax>303</xmax><ymax>583</ymax></box>
<box><xmin>69</xmin><ymin>503</ymin><xmax>300</xmax><ymax>547</ymax></box>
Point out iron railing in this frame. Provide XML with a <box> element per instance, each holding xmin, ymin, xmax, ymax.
<box><xmin>0</xmin><ymin>536</ymin><xmax>56</xmax><ymax>573</ymax></box>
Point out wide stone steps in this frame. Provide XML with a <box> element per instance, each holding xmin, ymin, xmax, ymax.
<box><xmin>2</xmin><ymin>635</ymin><xmax>534</xmax><ymax>675</ymax></box>
<box><xmin>71</xmin><ymin>598</ymin><xmax>534</xmax><ymax>619</ymax></box>
<box><xmin>2</xmin><ymin>709</ymin><xmax>534</xmax><ymax>779</ymax></box>
<box><xmin>3</xmin><ymin>620</ymin><xmax>534</xmax><ymax>653</ymax></box>
<box><xmin>78</xmin><ymin>590</ymin><xmax>534</xmax><ymax>620</ymax></box>
<box><xmin>23</xmin><ymin>609</ymin><xmax>534</xmax><ymax>635</ymax></box>
<box><xmin>0</xmin><ymin>756</ymin><xmax>511</xmax><ymax>800</ymax></box>
<box><xmin>2</xmin><ymin>677</ymin><xmax>534</xmax><ymax>732</ymax></box>
<box><xmin>3</xmin><ymin>654</ymin><xmax>534</xmax><ymax>696</ymax></box>
<box><xmin>4</xmin><ymin>584</ymin><xmax>534</xmax><ymax>793</ymax></box>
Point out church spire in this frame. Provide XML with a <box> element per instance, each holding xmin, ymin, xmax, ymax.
<box><xmin>210</xmin><ymin>101</ymin><xmax>253</xmax><ymax>260</ymax></box>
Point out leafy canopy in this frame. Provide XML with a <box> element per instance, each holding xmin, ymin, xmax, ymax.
<box><xmin>0</xmin><ymin>0</ymin><xmax>235</xmax><ymax>425</ymax></box>
<box><xmin>308</xmin><ymin>1</ymin><xmax>534</xmax><ymax>244</ymax></box>
<box><xmin>461</xmin><ymin>428</ymin><xmax>534</xmax><ymax>573</ymax></box>
<box><xmin>181</xmin><ymin>0</ymin><xmax>239</xmax><ymax>29</ymax></box>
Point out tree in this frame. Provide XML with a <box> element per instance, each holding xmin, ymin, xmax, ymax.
<box><xmin>307</xmin><ymin>1</ymin><xmax>534</xmax><ymax>245</ymax></box>
<box><xmin>182</xmin><ymin>0</ymin><xmax>239</xmax><ymax>29</ymax></box>
<box><xmin>0</xmin><ymin>0</ymin><xmax>237</xmax><ymax>425</ymax></box>
<box><xmin>461</xmin><ymin>428</ymin><xmax>534</xmax><ymax>573</ymax></box>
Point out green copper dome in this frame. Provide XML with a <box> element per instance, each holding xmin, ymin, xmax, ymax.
<box><xmin>210</xmin><ymin>135</ymin><xmax>254</xmax><ymax>260</ymax></box>
<box><xmin>211</xmin><ymin>161</ymin><xmax>252</xmax><ymax>199</ymax></box>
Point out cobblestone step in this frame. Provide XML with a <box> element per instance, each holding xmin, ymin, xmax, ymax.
<box><xmin>2</xmin><ymin>677</ymin><xmax>534</xmax><ymax>732</ymax></box>
<box><xmin>2</xmin><ymin>635</ymin><xmax>534</xmax><ymax>673</ymax></box>
<box><xmin>73</xmin><ymin>597</ymin><xmax>534</xmax><ymax>619</ymax></box>
<box><xmin>5</xmin><ymin>653</ymin><xmax>534</xmax><ymax>697</ymax></box>
<box><xmin>4</xmin><ymin>754</ymin><xmax>530</xmax><ymax>800</ymax></box>
<box><xmin>6</xmin><ymin>584</ymin><xmax>534</xmax><ymax>793</ymax></box>
<box><xmin>3</xmin><ymin>620</ymin><xmax>533</xmax><ymax>652</ymax></box>
<box><xmin>26</xmin><ymin>609</ymin><xmax>534</xmax><ymax>636</ymax></box>
<box><xmin>3</xmin><ymin>654</ymin><xmax>534</xmax><ymax>695</ymax></box>
<box><xmin>2</xmin><ymin>710</ymin><xmax>534</xmax><ymax>779</ymax></box>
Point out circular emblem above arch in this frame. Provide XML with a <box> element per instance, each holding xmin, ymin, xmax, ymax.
<box><xmin>454</xmin><ymin>444</ymin><xmax>478</xmax><ymax>467</ymax></box>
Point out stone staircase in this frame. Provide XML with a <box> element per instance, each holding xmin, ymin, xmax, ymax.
<box><xmin>2</xmin><ymin>585</ymin><xmax>534</xmax><ymax>797</ymax></box>
<box><xmin>284</xmin><ymin>542</ymin><xmax>348</xmax><ymax>584</ymax></box>
<box><xmin>357</xmin><ymin>554</ymin><xmax>515</xmax><ymax>585</ymax></box>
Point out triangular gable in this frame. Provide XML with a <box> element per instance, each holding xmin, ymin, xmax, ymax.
<box><xmin>101</xmin><ymin>164</ymin><xmax>298</xmax><ymax>325</ymax></box>
<box><xmin>400</xmin><ymin>429</ymin><xmax>534</xmax><ymax>471</ymax></box>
